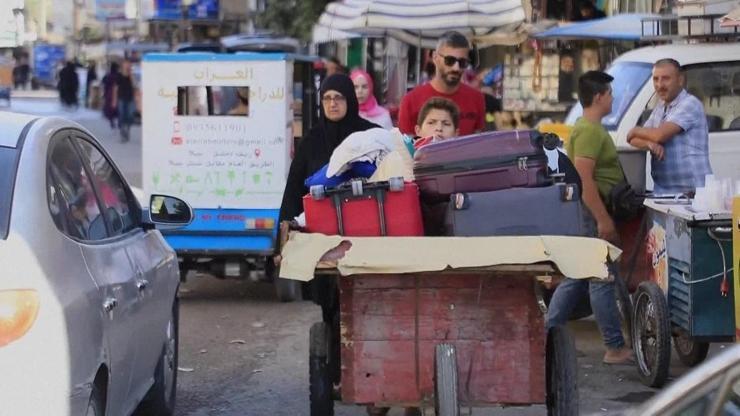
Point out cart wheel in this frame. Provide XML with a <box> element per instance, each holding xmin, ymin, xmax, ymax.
<box><xmin>434</xmin><ymin>343</ymin><xmax>460</xmax><ymax>416</ymax></box>
<box><xmin>274</xmin><ymin>277</ymin><xmax>302</xmax><ymax>302</ymax></box>
<box><xmin>632</xmin><ymin>281</ymin><xmax>671</xmax><ymax>387</ymax></box>
<box><xmin>309</xmin><ymin>321</ymin><xmax>334</xmax><ymax>416</ymax></box>
<box><xmin>615</xmin><ymin>275</ymin><xmax>634</xmax><ymax>349</ymax></box>
<box><xmin>388</xmin><ymin>176</ymin><xmax>404</xmax><ymax>192</ymax></box>
<box><xmin>673</xmin><ymin>330</ymin><xmax>709</xmax><ymax>367</ymax></box>
<box><xmin>546</xmin><ymin>326</ymin><xmax>578</xmax><ymax>416</ymax></box>
<box><xmin>310</xmin><ymin>185</ymin><xmax>326</xmax><ymax>200</ymax></box>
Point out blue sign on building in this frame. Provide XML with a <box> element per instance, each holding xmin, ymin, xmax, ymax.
<box><xmin>33</xmin><ymin>44</ymin><xmax>66</xmax><ymax>85</ymax></box>
<box><xmin>153</xmin><ymin>0</ymin><xmax>219</xmax><ymax>20</ymax></box>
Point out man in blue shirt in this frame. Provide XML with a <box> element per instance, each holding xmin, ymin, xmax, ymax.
<box><xmin>627</xmin><ymin>58</ymin><xmax>712</xmax><ymax>194</ymax></box>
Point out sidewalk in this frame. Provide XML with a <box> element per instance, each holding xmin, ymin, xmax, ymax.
<box><xmin>10</xmin><ymin>89</ymin><xmax>59</xmax><ymax>99</ymax></box>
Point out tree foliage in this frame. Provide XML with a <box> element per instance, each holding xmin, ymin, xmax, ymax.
<box><xmin>256</xmin><ymin>0</ymin><xmax>330</xmax><ymax>42</ymax></box>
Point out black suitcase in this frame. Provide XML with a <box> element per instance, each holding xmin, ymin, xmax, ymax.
<box><xmin>444</xmin><ymin>184</ymin><xmax>593</xmax><ymax>237</ymax></box>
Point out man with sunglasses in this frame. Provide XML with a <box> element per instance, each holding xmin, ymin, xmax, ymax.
<box><xmin>398</xmin><ymin>31</ymin><xmax>485</xmax><ymax>137</ymax></box>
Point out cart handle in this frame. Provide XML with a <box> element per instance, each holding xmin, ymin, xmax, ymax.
<box><xmin>708</xmin><ymin>226</ymin><xmax>733</xmax><ymax>241</ymax></box>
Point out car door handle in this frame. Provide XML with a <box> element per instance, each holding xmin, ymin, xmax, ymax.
<box><xmin>103</xmin><ymin>297</ymin><xmax>118</xmax><ymax>312</ymax></box>
<box><xmin>136</xmin><ymin>279</ymin><xmax>149</xmax><ymax>291</ymax></box>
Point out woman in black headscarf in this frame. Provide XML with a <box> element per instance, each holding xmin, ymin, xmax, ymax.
<box><xmin>278</xmin><ymin>73</ymin><xmax>379</xmax><ymax>223</ymax></box>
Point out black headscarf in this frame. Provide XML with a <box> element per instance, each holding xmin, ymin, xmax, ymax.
<box><xmin>278</xmin><ymin>74</ymin><xmax>379</xmax><ymax>223</ymax></box>
<box><xmin>318</xmin><ymin>74</ymin><xmax>377</xmax><ymax>151</ymax></box>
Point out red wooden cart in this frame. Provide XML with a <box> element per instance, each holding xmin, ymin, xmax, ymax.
<box><xmin>307</xmin><ymin>260</ymin><xmax>578</xmax><ymax>415</ymax></box>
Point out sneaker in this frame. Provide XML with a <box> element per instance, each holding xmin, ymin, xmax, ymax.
<box><xmin>603</xmin><ymin>347</ymin><xmax>635</xmax><ymax>364</ymax></box>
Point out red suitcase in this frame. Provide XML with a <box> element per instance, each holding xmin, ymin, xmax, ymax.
<box><xmin>413</xmin><ymin>130</ymin><xmax>551</xmax><ymax>200</ymax></box>
<box><xmin>303</xmin><ymin>178</ymin><xmax>424</xmax><ymax>236</ymax></box>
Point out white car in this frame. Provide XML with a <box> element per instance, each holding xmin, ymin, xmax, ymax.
<box><xmin>624</xmin><ymin>345</ymin><xmax>740</xmax><ymax>415</ymax></box>
<box><xmin>0</xmin><ymin>112</ymin><xmax>192</xmax><ymax>415</ymax></box>
<box><xmin>565</xmin><ymin>42</ymin><xmax>740</xmax><ymax>189</ymax></box>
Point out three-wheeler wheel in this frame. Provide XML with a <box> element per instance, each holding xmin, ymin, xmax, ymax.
<box><xmin>633</xmin><ymin>281</ymin><xmax>671</xmax><ymax>387</ymax></box>
<box><xmin>434</xmin><ymin>343</ymin><xmax>460</xmax><ymax>416</ymax></box>
<box><xmin>672</xmin><ymin>329</ymin><xmax>710</xmax><ymax>367</ymax></box>
<box><xmin>309</xmin><ymin>321</ymin><xmax>334</xmax><ymax>416</ymax></box>
<box><xmin>546</xmin><ymin>326</ymin><xmax>578</xmax><ymax>416</ymax></box>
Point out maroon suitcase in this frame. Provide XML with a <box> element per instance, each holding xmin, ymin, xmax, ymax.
<box><xmin>413</xmin><ymin>130</ymin><xmax>550</xmax><ymax>200</ymax></box>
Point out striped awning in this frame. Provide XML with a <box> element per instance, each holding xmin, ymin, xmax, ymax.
<box><xmin>313</xmin><ymin>0</ymin><xmax>528</xmax><ymax>48</ymax></box>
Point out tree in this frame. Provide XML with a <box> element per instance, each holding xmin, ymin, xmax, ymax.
<box><xmin>256</xmin><ymin>0</ymin><xmax>330</xmax><ymax>42</ymax></box>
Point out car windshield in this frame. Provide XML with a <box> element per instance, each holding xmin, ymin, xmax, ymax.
<box><xmin>564</xmin><ymin>61</ymin><xmax>653</xmax><ymax>130</ymax></box>
<box><xmin>0</xmin><ymin>146</ymin><xmax>18</xmax><ymax>239</ymax></box>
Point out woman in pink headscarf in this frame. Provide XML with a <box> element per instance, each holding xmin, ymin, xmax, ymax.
<box><xmin>350</xmin><ymin>69</ymin><xmax>393</xmax><ymax>129</ymax></box>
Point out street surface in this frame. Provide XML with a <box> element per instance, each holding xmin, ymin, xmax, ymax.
<box><xmin>3</xmin><ymin>93</ymin><xmax>730</xmax><ymax>415</ymax></box>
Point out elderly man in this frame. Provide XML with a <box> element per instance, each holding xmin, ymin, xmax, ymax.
<box><xmin>627</xmin><ymin>58</ymin><xmax>712</xmax><ymax>195</ymax></box>
<box><xmin>398</xmin><ymin>31</ymin><xmax>485</xmax><ymax>136</ymax></box>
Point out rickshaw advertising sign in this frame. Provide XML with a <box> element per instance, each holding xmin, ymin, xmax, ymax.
<box><xmin>142</xmin><ymin>55</ymin><xmax>292</xmax><ymax>210</ymax></box>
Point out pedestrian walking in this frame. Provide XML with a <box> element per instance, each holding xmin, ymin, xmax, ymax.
<box><xmin>116</xmin><ymin>61</ymin><xmax>136</xmax><ymax>142</ymax></box>
<box><xmin>350</xmin><ymin>69</ymin><xmax>393</xmax><ymax>129</ymax></box>
<box><xmin>547</xmin><ymin>70</ymin><xmax>634</xmax><ymax>365</ymax></box>
<box><xmin>101</xmin><ymin>62</ymin><xmax>120</xmax><ymax>129</ymax></box>
<box><xmin>58</xmin><ymin>61</ymin><xmax>79</xmax><ymax>109</ymax></box>
<box><xmin>397</xmin><ymin>31</ymin><xmax>485</xmax><ymax>136</ymax></box>
<box><xmin>85</xmin><ymin>61</ymin><xmax>97</xmax><ymax>108</ymax></box>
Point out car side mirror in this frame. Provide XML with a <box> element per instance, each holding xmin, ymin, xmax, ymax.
<box><xmin>149</xmin><ymin>194</ymin><xmax>193</xmax><ymax>226</ymax></box>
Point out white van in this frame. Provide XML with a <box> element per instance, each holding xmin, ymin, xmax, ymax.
<box><xmin>564</xmin><ymin>42</ymin><xmax>740</xmax><ymax>190</ymax></box>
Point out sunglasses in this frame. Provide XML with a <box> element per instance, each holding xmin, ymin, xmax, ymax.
<box><xmin>439</xmin><ymin>54</ymin><xmax>470</xmax><ymax>69</ymax></box>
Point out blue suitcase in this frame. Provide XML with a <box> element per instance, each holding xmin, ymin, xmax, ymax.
<box><xmin>444</xmin><ymin>184</ymin><xmax>593</xmax><ymax>237</ymax></box>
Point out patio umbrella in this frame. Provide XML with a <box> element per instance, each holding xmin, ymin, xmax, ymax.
<box><xmin>719</xmin><ymin>5</ymin><xmax>740</xmax><ymax>27</ymax></box>
<box><xmin>314</xmin><ymin>0</ymin><xmax>528</xmax><ymax>48</ymax></box>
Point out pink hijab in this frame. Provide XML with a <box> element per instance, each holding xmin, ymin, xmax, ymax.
<box><xmin>350</xmin><ymin>69</ymin><xmax>385</xmax><ymax>118</ymax></box>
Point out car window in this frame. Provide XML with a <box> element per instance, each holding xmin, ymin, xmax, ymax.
<box><xmin>683</xmin><ymin>61</ymin><xmax>740</xmax><ymax>132</ymax></box>
<box><xmin>0</xmin><ymin>146</ymin><xmax>19</xmax><ymax>240</ymax></box>
<box><xmin>564</xmin><ymin>61</ymin><xmax>653</xmax><ymax>130</ymax></box>
<box><xmin>73</xmin><ymin>138</ymin><xmax>139</xmax><ymax>236</ymax></box>
<box><xmin>47</xmin><ymin>137</ymin><xmax>107</xmax><ymax>241</ymax></box>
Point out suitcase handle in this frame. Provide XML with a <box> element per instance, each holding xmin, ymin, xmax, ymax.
<box><xmin>330</xmin><ymin>179</ymin><xmax>397</xmax><ymax>236</ymax></box>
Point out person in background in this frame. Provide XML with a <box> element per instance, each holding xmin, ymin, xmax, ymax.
<box><xmin>85</xmin><ymin>60</ymin><xmax>97</xmax><ymax>108</ymax></box>
<box><xmin>101</xmin><ymin>62</ymin><xmax>120</xmax><ymax>129</ymax></box>
<box><xmin>558</xmin><ymin>54</ymin><xmax>577</xmax><ymax>102</ymax></box>
<box><xmin>413</xmin><ymin>97</ymin><xmax>460</xmax><ymax>149</ymax></box>
<box><xmin>398</xmin><ymin>31</ymin><xmax>485</xmax><ymax>136</ymax></box>
<box><xmin>228</xmin><ymin>87</ymin><xmax>250</xmax><ymax>116</ymax></box>
<box><xmin>627</xmin><ymin>58</ymin><xmax>711</xmax><ymax>195</ymax></box>
<box><xmin>58</xmin><ymin>61</ymin><xmax>79</xmax><ymax>109</ymax></box>
<box><xmin>576</xmin><ymin>0</ymin><xmax>606</xmax><ymax>20</ymax></box>
<box><xmin>325</xmin><ymin>57</ymin><xmax>346</xmax><ymax>77</ymax></box>
<box><xmin>547</xmin><ymin>70</ymin><xmax>633</xmax><ymax>365</ymax></box>
<box><xmin>115</xmin><ymin>60</ymin><xmax>136</xmax><ymax>142</ymax></box>
<box><xmin>350</xmin><ymin>69</ymin><xmax>393</xmax><ymax>129</ymax></box>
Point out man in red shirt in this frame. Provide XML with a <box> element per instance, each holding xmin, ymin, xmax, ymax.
<box><xmin>398</xmin><ymin>31</ymin><xmax>485</xmax><ymax>136</ymax></box>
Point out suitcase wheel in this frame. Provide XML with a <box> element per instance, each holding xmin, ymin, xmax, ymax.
<box><xmin>310</xmin><ymin>185</ymin><xmax>326</xmax><ymax>200</ymax></box>
<box><xmin>388</xmin><ymin>177</ymin><xmax>404</xmax><ymax>192</ymax></box>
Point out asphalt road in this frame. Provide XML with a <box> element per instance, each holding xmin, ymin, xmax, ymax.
<box><xmin>4</xmin><ymin>94</ymin><xmax>729</xmax><ymax>415</ymax></box>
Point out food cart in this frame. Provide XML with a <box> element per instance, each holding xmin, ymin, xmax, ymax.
<box><xmin>629</xmin><ymin>199</ymin><xmax>735</xmax><ymax>387</ymax></box>
<box><xmin>279</xmin><ymin>230</ymin><xmax>621</xmax><ymax>415</ymax></box>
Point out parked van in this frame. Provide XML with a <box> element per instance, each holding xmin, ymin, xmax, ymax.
<box><xmin>562</xmin><ymin>42</ymin><xmax>740</xmax><ymax>191</ymax></box>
